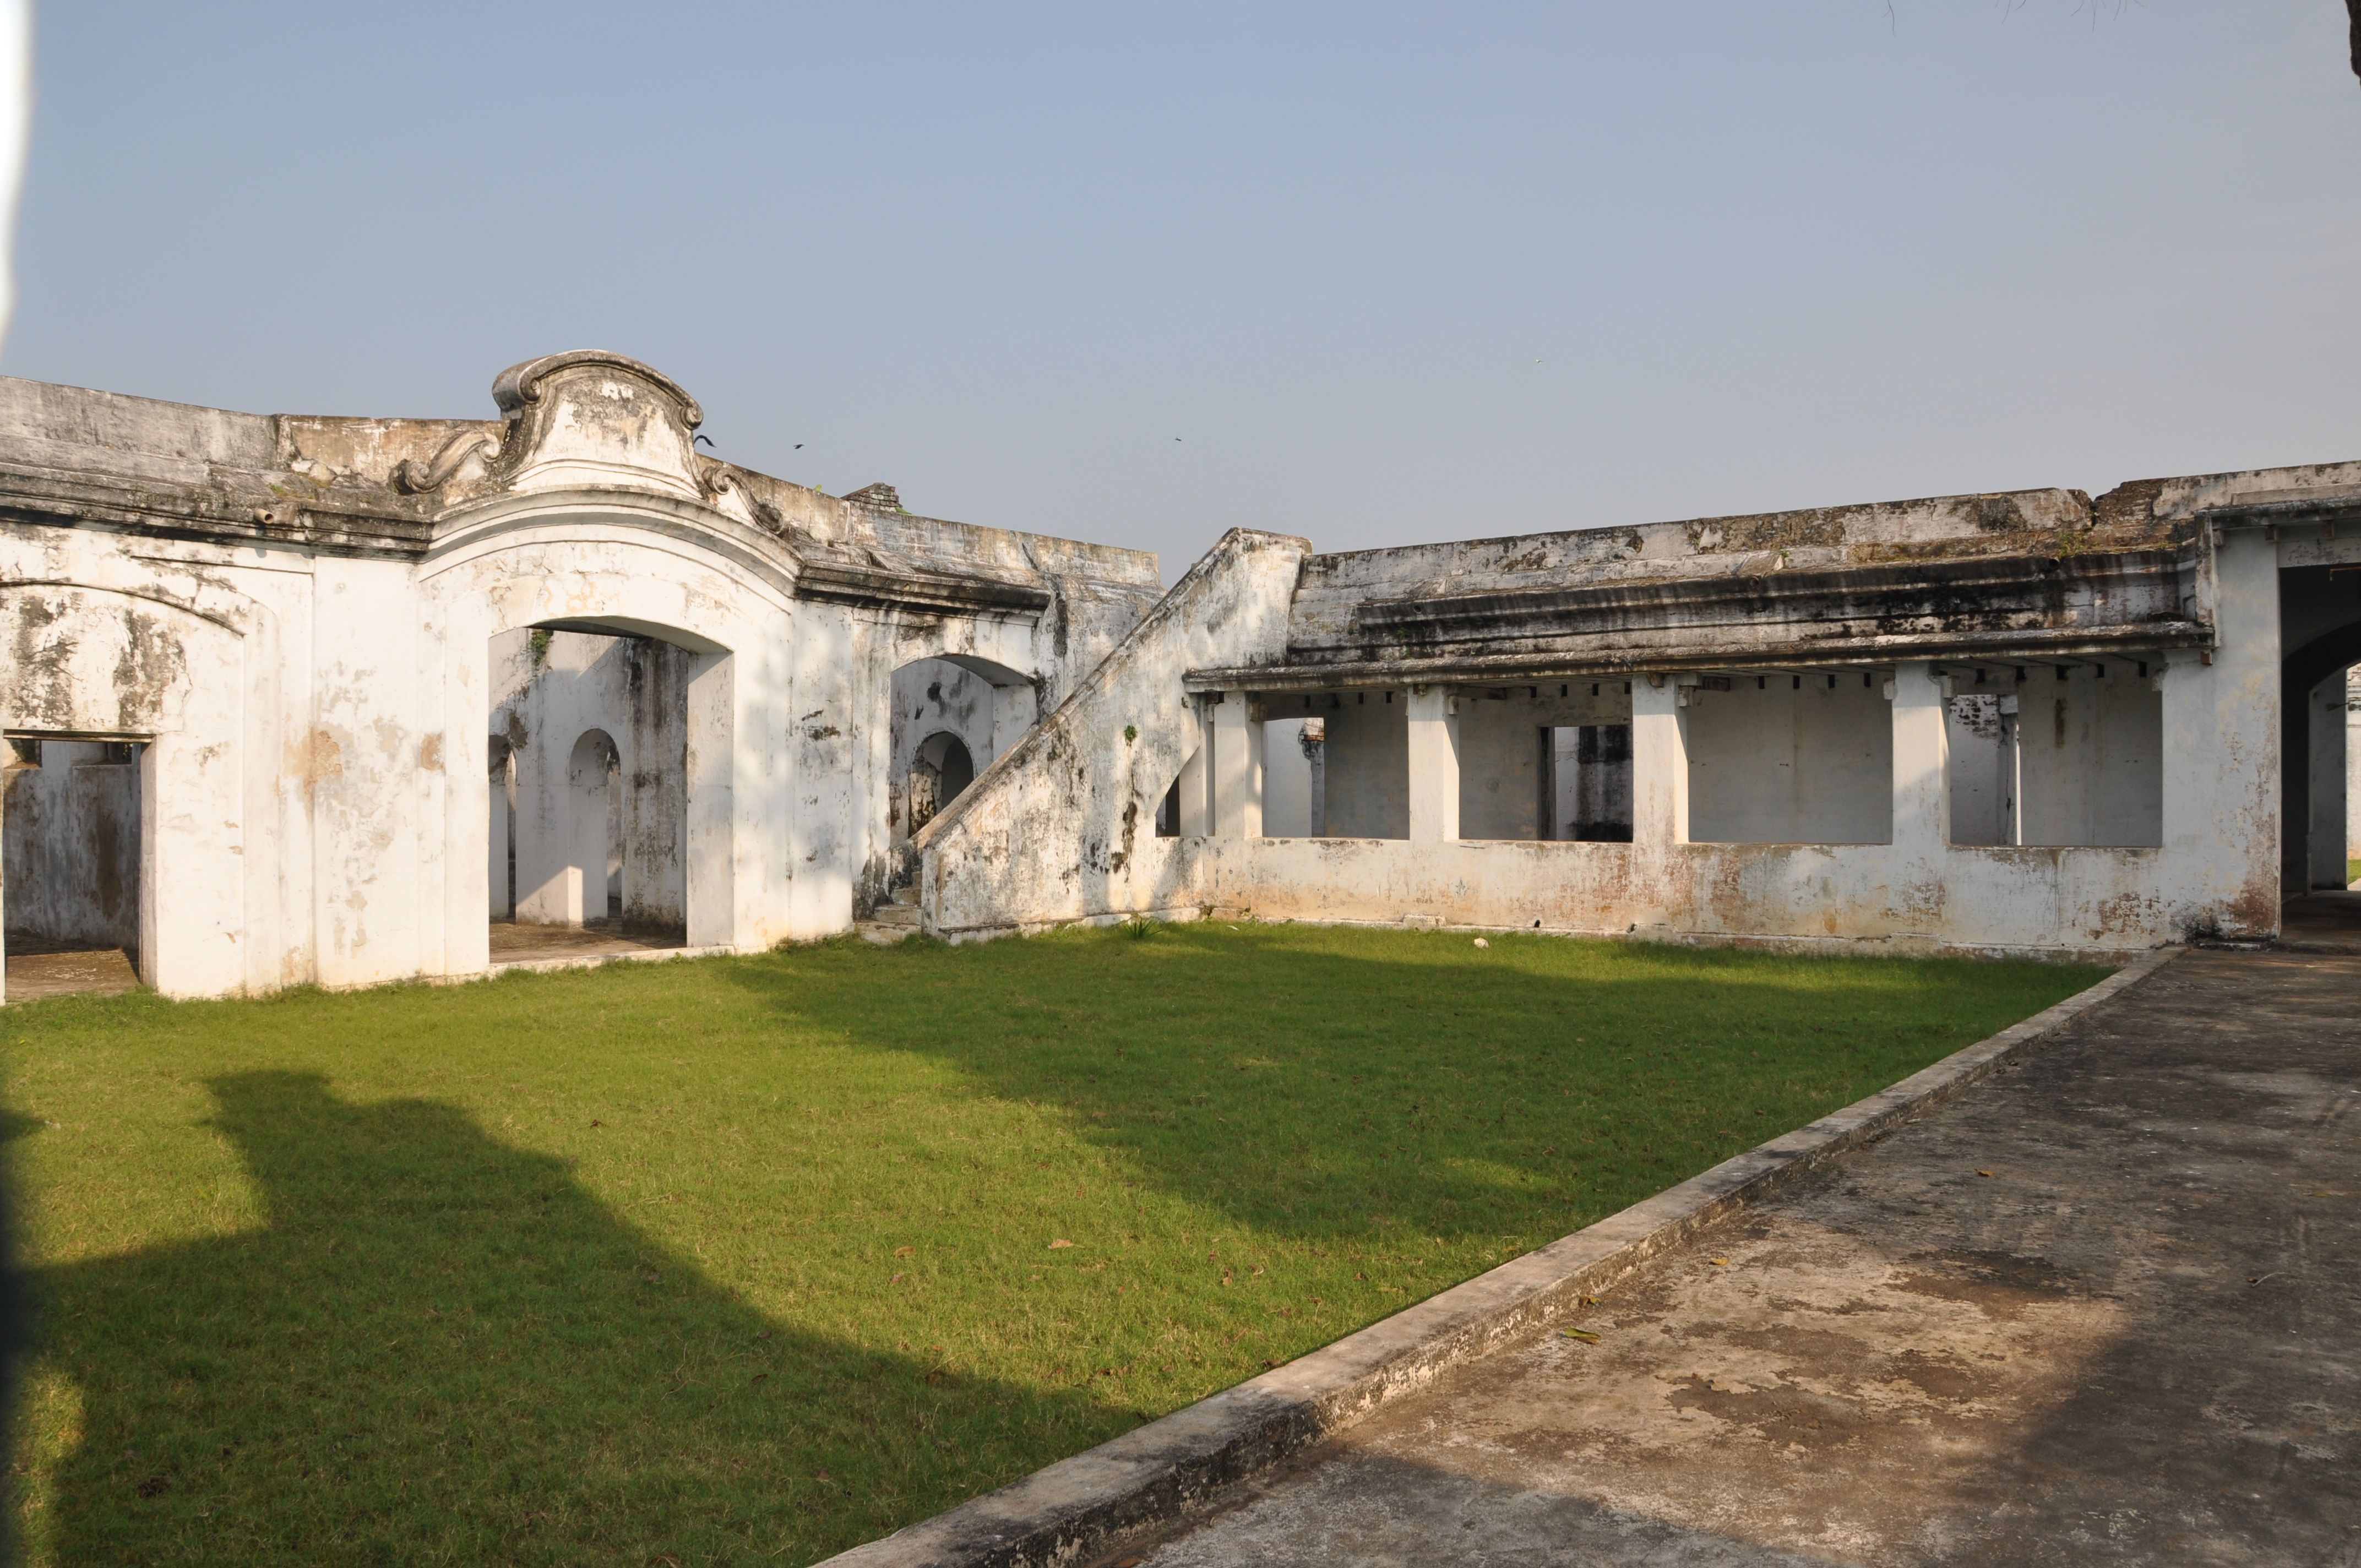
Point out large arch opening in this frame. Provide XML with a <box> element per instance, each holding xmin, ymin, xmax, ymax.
<box><xmin>487</xmin><ymin>627</ymin><xmax>693</xmax><ymax>964</ymax></box>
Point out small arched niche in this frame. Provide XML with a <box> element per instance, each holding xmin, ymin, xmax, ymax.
<box><xmin>567</xmin><ymin>728</ymin><xmax>623</xmax><ymax>922</ymax></box>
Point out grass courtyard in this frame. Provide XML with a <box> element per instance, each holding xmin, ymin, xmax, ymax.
<box><xmin>3</xmin><ymin>922</ymin><xmax>2106</xmax><ymax>1566</ymax></box>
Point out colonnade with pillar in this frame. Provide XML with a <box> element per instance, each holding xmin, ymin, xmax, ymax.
<box><xmin>1188</xmin><ymin>664</ymin><xmax>1960</xmax><ymax>853</ymax></box>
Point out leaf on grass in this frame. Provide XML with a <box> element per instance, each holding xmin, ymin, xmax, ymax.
<box><xmin>894</xmin><ymin>1245</ymin><xmax>914</xmax><ymax>1257</ymax></box>
<box><xmin>1048</xmin><ymin>1238</ymin><xmax>1074</xmax><ymax>1249</ymax></box>
<box><xmin>1562</xmin><ymin>1328</ymin><xmax>1600</xmax><ymax>1343</ymax></box>
<box><xmin>751</xmin><ymin>1373</ymin><xmax>769</xmax><ymax>1384</ymax></box>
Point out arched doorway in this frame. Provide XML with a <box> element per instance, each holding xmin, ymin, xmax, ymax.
<box><xmin>887</xmin><ymin>657</ymin><xmax>1015</xmax><ymax>846</ymax></box>
<box><xmin>907</xmin><ymin>731</ymin><xmax>976</xmax><ymax>836</ymax></box>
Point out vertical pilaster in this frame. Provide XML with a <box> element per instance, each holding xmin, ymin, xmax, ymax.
<box><xmin>1177</xmin><ymin>696</ymin><xmax>1214</xmax><ymax>836</ymax></box>
<box><xmin>683</xmin><ymin>649</ymin><xmax>737</xmax><ymax>949</ymax></box>
<box><xmin>1406</xmin><ymin>685</ymin><xmax>1461</xmax><ymax>842</ymax></box>
<box><xmin>1630</xmin><ymin>675</ymin><xmax>1689</xmax><ymax>849</ymax></box>
<box><xmin>1891</xmin><ymin>663</ymin><xmax>1948</xmax><ymax>857</ymax></box>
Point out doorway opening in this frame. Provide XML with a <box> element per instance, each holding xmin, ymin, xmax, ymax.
<box><xmin>2277</xmin><ymin>565</ymin><xmax>2361</xmax><ymax>948</ymax></box>
<box><xmin>906</xmin><ymin>731</ymin><xmax>976</xmax><ymax>837</ymax></box>
<box><xmin>3</xmin><ymin>735</ymin><xmax>144</xmax><ymax>998</ymax></box>
<box><xmin>486</xmin><ymin>628</ymin><xmax>691</xmax><ymax>965</ymax></box>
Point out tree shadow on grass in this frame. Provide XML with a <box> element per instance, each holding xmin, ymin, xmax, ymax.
<box><xmin>725</xmin><ymin>925</ymin><xmax>2099</xmax><ymax>1250</ymax></box>
<box><xmin>19</xmin><ymin>1071</ymin><xmax>1109</xmax><ymax>1567</ymax></box>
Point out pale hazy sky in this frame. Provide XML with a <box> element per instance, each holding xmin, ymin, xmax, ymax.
<box><xmin>6</xmin><ymin>4</ymin><xmax>2358</xmax><ymax>579</ymax></box>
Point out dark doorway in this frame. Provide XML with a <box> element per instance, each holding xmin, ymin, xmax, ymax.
<box><xmin>1542</xmin><ymin>724</ymin><xmax>1633</xmax><ymax>841</ymax></box>
<box><xmin>908</xmin><ymin>732</ymin><xmax>976</xmax><ymax>836</ymax></box>
<box><xmin>3</xmin><ymin>736</ymin><xmax>144</xmax><ymax>997</ymax></box>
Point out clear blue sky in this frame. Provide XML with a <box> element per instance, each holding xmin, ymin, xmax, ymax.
<box><xmin>6</xmin><ymin>3</ymin><xmax>2357</xmax><ymax>578</ymax></box>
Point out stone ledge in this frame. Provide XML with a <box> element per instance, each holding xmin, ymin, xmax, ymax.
<box><xmin>486</xmin><ymin>943</ymin><xmax>733</xmax><ymax>977</ymax></box>
<box><xmin>815</xmin><ymin>946</ymin><xmax>2183</xmax><ymax>1568</ymax></box>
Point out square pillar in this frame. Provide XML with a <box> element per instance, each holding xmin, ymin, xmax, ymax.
<box><xmin>1212</xmin><ymin>690</ymin><xmax>1263</xmax><ymax>838</ymax></box>
<box><xmin>1176</xmin><ymin>696</ymin><xmax>1214</xmax><ymax>836</ymax></box>
<box><xmin>1892</xmin><ymin>663</ymin><xmax>1949</xmax><ymax>858</ymax></box>
<box><xmin>1630</xmin><ymin>675</ymin><xmax>1689</xmax><ymax>848</ymax></box>
<box><xmin>1406</xmin><ymin>685</ymin><xmax>1461</xmax><ymax>842</ymax></box>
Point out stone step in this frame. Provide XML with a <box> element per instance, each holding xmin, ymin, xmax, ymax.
<box><xmin>867</xmin><ymin>902</ymin><xmax>922</xmax><ymax>927</ymax></box>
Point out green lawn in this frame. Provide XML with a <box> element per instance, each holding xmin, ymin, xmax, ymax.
<box><xmin>4</xmin><ymin>923</ymin><xmax>2106</xmax><ymax>1566</ymax></box>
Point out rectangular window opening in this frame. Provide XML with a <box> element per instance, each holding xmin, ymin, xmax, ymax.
<box><xmin>1454</xmin><ymin>684</ymin><xmax>1634</xmax><ymax>841</ymax></box>
<box><xmin>1317</xmin><ymin>693</ymin><xmax>1407</xmax><ymax>839</ymax></box>
<box><xmin>1686</xmin><ymin>672</ymin><xmax>1894</xmax><ymax>845</ymax></box>
<box><xmin>1259</xmin><ymin>717</ymin><xmax>1326</xmax><ymax>837</ymax></box>
<box><xmin>1945</xmin><ymin>662</ymin><xmax>2161</xmax><ymax>847</ymax></box>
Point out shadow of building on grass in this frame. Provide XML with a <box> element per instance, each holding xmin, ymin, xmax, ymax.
<box><xmin>19</xmin><ymin>1071</ymin><xmax>1100</xmax><ymax>1567</ymax></box>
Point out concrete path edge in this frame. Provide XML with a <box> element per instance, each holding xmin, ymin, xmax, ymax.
<box><xmin>816</xmin><ymin>947</ymin><xmax>2183</xmax><ymax>1568</ymax></box>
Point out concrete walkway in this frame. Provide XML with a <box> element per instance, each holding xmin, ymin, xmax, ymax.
<box><xmin>1122</xmin><ymin>950</ymin><xmax>2361</xmax><ymax>1567</ymax></box>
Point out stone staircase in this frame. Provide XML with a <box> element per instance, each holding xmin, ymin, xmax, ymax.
<box><xmin>857</xmin><ymin>884</ymin><xmax>924</xmax><ymax>944</ymax></box>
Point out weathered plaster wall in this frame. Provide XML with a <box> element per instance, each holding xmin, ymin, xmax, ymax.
<box><xmin>916</xmin><ymin>529</ymin><xmax>1309</xmax><ymax>935</ymax></box>
<box><xmin>0</xmin><ymin>356</ymin><xmax>1158</xmax><ymax>996</ymax></box>
<box><xmin>7</xmin><ymin>360</ymin><xmax>2355</xmax><ymax>979</ymax></box>
<box><xmin>2</xmin><ymin>742</ymin><xmax>139</xmax><ymax>949</ymax></box>
<box><xmin>0</xmin><ymin>554</ymin><xmax>266</xmax><ymax>998</ymax></box>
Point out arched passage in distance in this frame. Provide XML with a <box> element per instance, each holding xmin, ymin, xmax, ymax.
<box><xmin>886</xmin><ymin>655</ymin><xmax>1034</xmax><ymax>847</ymax></box>
<box><xmin>488</xmin><ymin>627</ymin><xmax>695</xmax><ymax>959</ymax></box>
